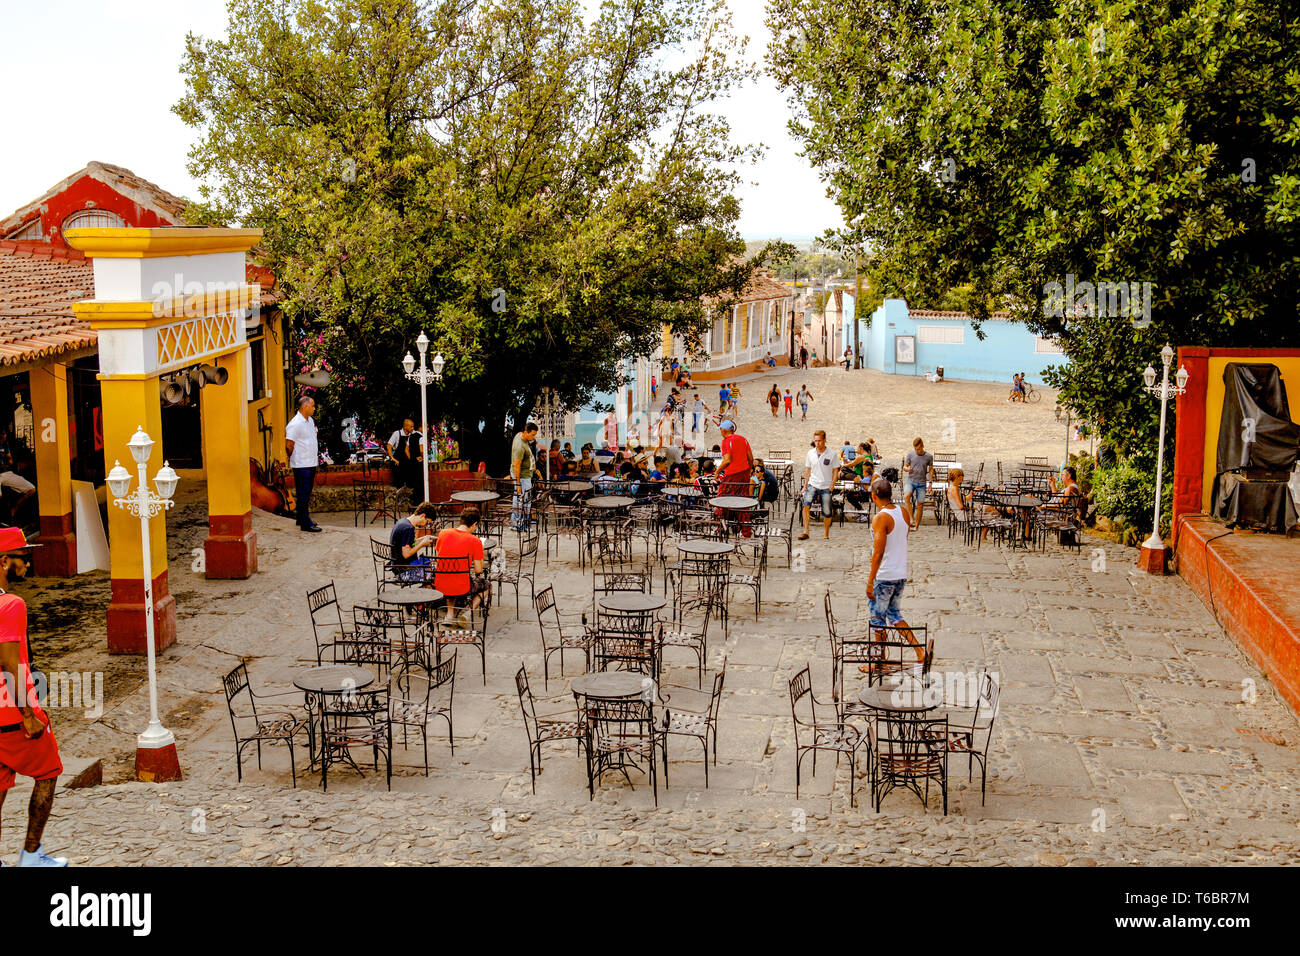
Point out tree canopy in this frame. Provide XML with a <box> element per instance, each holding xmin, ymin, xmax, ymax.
<box><xmin>176</xmin><ymin>0</ymin><xmax>756</xmax><ymax>468</ymax></box>
<box><xmin>768</xmin><ymin>0</ymin><xmax>1300</xmax><ymax>458</ymax></box>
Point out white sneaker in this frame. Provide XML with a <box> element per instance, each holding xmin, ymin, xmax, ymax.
<box><xmin>17</xmin><ymin>845</ymin><xmax>68</xmax><ymax>867</ymax></box>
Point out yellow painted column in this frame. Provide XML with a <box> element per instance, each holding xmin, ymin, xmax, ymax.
<box><xmin>100</xmin><ymin>375</ymin><xmax>176</xmax><ymax>654</ymax></box>
<box><xmin>201</xmin><ymin>348</ymin><xmax>257</xmax><ymax>578</ymax></box>
<box><xmin>29</xmin><ymin>363</ymin><xmax>76</xmax><ymax>576</ymax></box>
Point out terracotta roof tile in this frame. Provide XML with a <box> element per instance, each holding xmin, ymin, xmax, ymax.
<box><xmin>0</xmin><ymin>242</ymin><xmax>96</xmax><ymax>366</ymax></box>
<box><xmin>908</xmin><ymin>309</ymin><xmax>1014</xmax><ymax>320</ymax></box>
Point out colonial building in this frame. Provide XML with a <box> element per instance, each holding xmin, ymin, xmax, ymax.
<box><xmin>0</xmin><ymin>164</ymin><xmax>289</xmax><ymax>653</ymax></box>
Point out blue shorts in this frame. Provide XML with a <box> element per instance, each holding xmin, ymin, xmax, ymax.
<box><xmin>802</xmin><ymin>486</ymin><xmax>832</xmax><ymax>512</ymax></box>
<box><xmin>903</xmin><ymin>481</ymin><xmax>925</xmax><ymax>507</ymax></box>
<box><xmin>870</xmin><ymin>579</ymin><xmax>906</xmax><ymax>627</ymax></box>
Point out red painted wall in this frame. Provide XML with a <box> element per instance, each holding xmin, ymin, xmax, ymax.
<box><xmin>9</xmin><ymin>174</ymin><xmax>178</xmax><ymax>248</ymax></box>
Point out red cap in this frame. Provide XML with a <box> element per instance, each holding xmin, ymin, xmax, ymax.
<box><xmin>0</xmin><ymin>527</ymin><xmax>40</xmax><ymax>554</ymax></box>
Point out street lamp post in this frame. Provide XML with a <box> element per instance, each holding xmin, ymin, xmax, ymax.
<box><xmin>106</xmin><ymin>428</ymin><xmax>181</xmax><ymax>781</ymax></box>
<box><xmin>1054</xmin><ymin>404</ymin><xmax>1072</xmax><ymax>468</ymax></box>
<box><xmin>402</xmin><ymin>331</ymin><xmax>444</xmax><ymax>503</ymax></box>
<box><xmin>1139</xmin><ymin>343</ymin><xmax>1190</xmax><ymax>572</ymax></box>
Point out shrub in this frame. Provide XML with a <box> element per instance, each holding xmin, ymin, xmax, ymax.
<box><xmin>1068</xmin><ymin>451</ymin><xmax>1096</xmax><ymax>496</ymax></box>
<box><xmin>1092</xmin><ymin>458</ymin><xmax>1173</xmax><ymax>540</ymax></box>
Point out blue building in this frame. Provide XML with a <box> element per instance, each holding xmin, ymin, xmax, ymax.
<box><xmin>843</xmin><ymin>298</ymin><xmax>1068</xmax><ymax>386</ymax></box>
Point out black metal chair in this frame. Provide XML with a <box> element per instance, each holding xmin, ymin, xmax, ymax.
<box><xmin>351</xmin><ymin>478</ymin><xmax>395</xmax><ymax>528</ymax></box>
<box><xmin>515</xmin><ymin>665</ymin><xmax>584</xmax><ymax>794</ymax></box>
<box><xmin>937</xmin><ymin>671</ymin><xmax>999</xmax><ymax>805</ymax></box>
<box><xmin>533</xmin><ymin>585</ymin><xmax>591</xmax><ymax>685</ymax></box>
<box><xmin>319</xmin><ymin>686</ymin><xmax>392</xmax><ymax>792</ymax></box>
<box><xmin>788</xmin><ymin>664</ymin><xmax>871</xmax><ymax>809</ymax></box>
<box><xmin>871</xmin><ymin>713</ymin><xmax>948</xmax><ymax>814</ymax></box>
<box><xmin>389</xmin><ymin>652</ymin><xmax>456</xmax><ymax>775</ymax></box>
<box><xmin>585</xmin><ymin>695</ymin><xmax>661</xmax><ymax>805</ymax></box>
<box><xmin>590</xmin><ymin>610</ymin><xmax>660</xmax><ymax>678</ymax></box>
<box><xmin>660</xmin><ymin>665</ymin><xmax>725</xmax><ymax>788</ymax></box>
<box><xmin>436</xmin><ymin>600</ymin><xmax>489</xmax><ymax>685</ymax></box>
<box><xmin>657</xmin><ymin>582</ymin><xmax>713</xmax><ymax>687</ymax></box>
<box><xmin>307</xmin><ymin>580</ymin><xmax>352</xmax><ymax>664</ymax></box>
<box><xmin>345</xmin><ymin>604</ymin><xmax>406</xmax><ymax>681</ymax></box>
<box><xmin>222</xmin><ymin>661</ymin><xmax>310</xmax><ymax>786</ymax></box>
<box><xmin>494</xmin><ymin>521</ymin><xmax>540</xmax><ymax>618</ymax></box>
<box><xmin>858</xmin><ymin>623</ymin><xmax>933</xmax><ymax>687</ymax></box>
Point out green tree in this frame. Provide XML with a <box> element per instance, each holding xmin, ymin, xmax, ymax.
<box><xmin>768</xmin><ymin>0</ymin><xmax>1300</xmax><ymax>457</ymax></box>
<box><xmin>176</xmin><ymin>0</ymin><xmax>756</xmax><ymax>470</ymax></box>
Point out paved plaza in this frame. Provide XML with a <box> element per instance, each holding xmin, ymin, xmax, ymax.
<box><xmin>16</xmin><ymin>370</ymin><xmax>1300</xmax><ymax>866</ymax></box>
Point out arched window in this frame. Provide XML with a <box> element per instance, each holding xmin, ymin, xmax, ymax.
<box><xmin>61</xmin><ymin>209</ymin><xmax>125</xmax><ymax>232</ymax></box>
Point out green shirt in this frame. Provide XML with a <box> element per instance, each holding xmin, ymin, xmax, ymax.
<box><xmin>511</xmin><ymin>433</ymin><xmax>534</xmax><ymax>476</ymax></box>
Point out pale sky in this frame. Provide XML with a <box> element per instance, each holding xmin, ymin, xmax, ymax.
<box><xmin>0</xmin><ymin>0</ymin><xmax>841</xmax><ymax>242</ymax></box>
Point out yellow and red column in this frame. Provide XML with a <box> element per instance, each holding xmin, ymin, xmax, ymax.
<box><xmin>202</xmin><ymin>348</ymin><xmax>257</xmax><ymax>578</ymax></box>
<box><xmin>30</xmin><ymin>363</ymin><xmax>76</xmax><ymax>577</ymax></box>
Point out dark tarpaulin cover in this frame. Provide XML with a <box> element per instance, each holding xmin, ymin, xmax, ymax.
<box><xmin>1215</xmin><ymin>363</ymin><xmax>1300</xmax><ymax>476</ymax></box>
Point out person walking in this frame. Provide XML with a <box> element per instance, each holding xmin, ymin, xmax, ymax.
<box><xmin>718</xmin><ymin>382</ymin><xmax>731</xmax><ymax>417</ymax></box>
<box><xmin>768</xmin><ymin>384</ymin><xmax>781</xmax><ymax>417</ymax></box>
<box><xmin>691</xmin><ymin>393</ymin><xmax>710</xmax><ymax>437</ymax></box>
<box><xmin>285</xmin><ymin>394</ymin><xmax>322</xmax><ymax>533</ymax></box>
<box><xmin>0</xmin><ymin>529</ymin><xmax>68</xmax><ymax>866</ymax></box>
<box><xmin>511</xmin><ymin>421</ymin><xmax>540</xmax><ymax>531</ymax></box>
<box><xmin>903</xmin><ymin>436</ymin><xmax>936</xmax><ymax>527</ymax></box>
<box><xmin>717</xmin><ymin>420</ymin><xmax>754</xmax><ymax>534</ymax></box>
<box><xmin>799</xmin><ymin>345</ymin><xmax>809</xmax><ymax>369</ymax></box>
<box><xmin>798</xmin><ymin>429</ymin><xmax>836</xmax><ymax>541</ymax></box>
<box><xmin>783</xmin><ymin>388</ymin><xmax>794</xmax><ymax>419</ymax></box>
<box><xmin>386</xmin><ymin>417</ymin><xmax>424</xmax><ymax>494</ymax></box>
<box><xmin>864</xmin><ymin>477</ymin><xmax>924</xmax><ymax>667</ymax></box>
<box><xmin>603</xmin><ymin>410</ymin><xmax>619</xmax><ymax>452</ymax></box>
<box><xmin>796</xmin><ymin>384</ymin><xmax>814</xmax><ymax>421</ymax></box>
<box><xmin>730</xmin><ymin>381</ymin><xmax>742</xmax><ymax>415</ymax></box>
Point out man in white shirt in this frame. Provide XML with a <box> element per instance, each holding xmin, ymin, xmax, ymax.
<box><xmin>285</xmin><ymin>395</ymin><xmax>322</xmax><ymax>533</ymax></box>
<box><xmin>799</xmin><ymin>429</ymin><xmax>838</xmax><ymax>541</ymax></box>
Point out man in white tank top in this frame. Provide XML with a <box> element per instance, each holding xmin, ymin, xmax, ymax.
<box><xmin>866</xmin><ymin>477</ymin><xmax>925</xmax><ymax>665</ymax></box>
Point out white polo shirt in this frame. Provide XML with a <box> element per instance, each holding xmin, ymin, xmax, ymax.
<box><xmin>805</xmin><ymin>446</ymin><xmax>836</xmax><ymax>490</ymax></box>
<box><xmin>286</xmin><ymin>412</ymin><xmax>318</xmax><ymax>469</ymax></box>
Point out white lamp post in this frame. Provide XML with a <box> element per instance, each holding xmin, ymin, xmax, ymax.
<box><xmin>401</xmin><ymin>331</ymin><xmax>444</xmax><ymax>503</ymax></box>
<box><xmin>106</xmin><ymin>427</ymin><xmax>179</xmax><ymax>757</ymax></box>
<box><xmin>1140</xmin><ymin>344</ymin><xmax>1190</xmax><ymax>559</ymax></box>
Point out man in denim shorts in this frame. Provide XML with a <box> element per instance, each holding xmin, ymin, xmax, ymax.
<box><xmin>902</xmin><ymin>436</ymin><xmax>935</xmax><ymax>526</ymax></box>
<box><xmin>799</xmin><ymin>430</ymin><xmax>836</xmax><ymax>540</ymax></box>
<box><xmin>865</xmin><ymin>478</ymin><xmax>925</xmax><ymax>668</ymax></box>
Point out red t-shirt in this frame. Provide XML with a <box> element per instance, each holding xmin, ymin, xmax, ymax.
<box><xmin>434</xmin><ymin>528</ymin><xmax>485</xmax><ymax>597</ymax></box>
<box><xmin>0</xmin><ymin>592</ymin><xmax>43</xmax><ymax>724</ymax></box>
<box><xmin>721</xmin><ymin>434</ymin><xmax>753</xmax><ymax>477</ymax></box>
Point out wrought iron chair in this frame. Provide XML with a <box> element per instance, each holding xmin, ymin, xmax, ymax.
<box><xmin>657</xmin><ymin>581</ymin><xmax>713</xmax><ymax>686</ymax></box>
<box><xmin>659</xmin><ymin>664</ymin><xmax>725</xmax><ymax>788</ymax></box>
<box><xmin>871</xmin><ymin>713</ymin><xmax>948</xmax><ymax>814</ymax></box>
<box><xmin>319</xmin><ymin>684</ymin><xmax>392</xmax><ymax>792</ymax></box>
<box><xmin>858</xmin><ymin>623</ymin><xmax>933</xmax><ymax>687</ymax></box>
<box><xmin>389</xmin><ymin>652</ymin><xmax>456</xmax><ymax>775</ymax></box>
<box><xmin>585</xmin><ymin>696</ymin><xmax>661</xmax><ymax>805</ymax></box>
<box><xmin>222</xmin><ymin>661</ymin><xmax>310</xmax><ymax>786</ymax></box>
<box><xmin>436</xmin><ymin>601</ymin><xmax>489</xmax><ymax>685</ymax></box>
<box><xmin>788</xmin><ymin>664</ymin><xmax>872</xmax><ymax>809</ymax></box>
<box><xmin>515</xmin><ymin>665</ymin><xmax>584</xmax><ymax>794</ymax></box>
<box><xmin>370</xmin><ymin>536</ymin><xmax>433</xmax><ymax>590</ymax></box>
<box><xmin>937</xmin><ymin>671</ymin><xmax>999</xmax><ymax>805</ymax></box>
<box><xmin>590</xmin><ymin>610</ymin><xmax>660</xmax><ymax>678</ymax></box>
<box><xmin>494</xmin><ymin>521</ymin><xmax>540</xmax><ymax>618</ymax></box>
<box><xmin>351</xmin><ymin>478</ymin><xmax>396</xmax><ymax>528</ymax></box>
<box><xmin>345</xmin><ymin>604</ymin><xmax>406</xmax><ymax>681</ymax></box>
<box><xmin>533</xmin><ymin>585</ymin><xmax>591</xmax><ymax>685</ymax></box>
<box><xmin>307</xmin><ymin>580</ymin><xmax>353</xmax><ymax>664</ymax></box>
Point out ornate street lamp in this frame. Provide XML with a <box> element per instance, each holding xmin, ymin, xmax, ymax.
<box><xmin>107</xmin><ymin>427</ymin><xmax>180</xmax><ymax>779</ymax></box>
<box><xmin>1140</xmin><ymin>344</ymin><xmax>1190</xmax><ymax>565</ymax></box>
<box><xmin>402</xmin><ymin>331</ymin><xmax>444</xmax><ymax>503</ymax></box>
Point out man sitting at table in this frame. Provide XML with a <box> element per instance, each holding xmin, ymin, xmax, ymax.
<box><xmin>434</xmin><ymin>507</ymin><xmax>487</xmax><ymax>621</ymax></box>
<box><xmin>390</xmin><ymin>502</ymin><xmax>438</xmax><ymax>584</ymax></box>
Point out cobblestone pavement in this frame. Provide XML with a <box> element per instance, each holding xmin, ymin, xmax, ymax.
<box><xmin>11</xmin><ymin>375</ymin><xmax>1300</xmax><ymax>866</ymax></box>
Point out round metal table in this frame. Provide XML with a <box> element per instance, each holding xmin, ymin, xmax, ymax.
<box><xmin>857</xmin><ymin>684</ymin><xmax>939</xmax><ymax>714</ymax></box>
<box><xmin>377</xmin><ymin>586</ymin><xmax>444</xmax><ymax>607</ymax></box>
<box><xmin>598</xmin><ymin>593</ymin><xmax>667</xmax><ymax>614</ymax></box>
<box><xmin>553</xmin><ymin>480</ymin><xmax>594</xmax><ymax>493</ymax></box>
<box><xmin>676</xmin><ymin>539</ymin><xmax>734</xmax><ymax>556</ymax></box>
<box><xmin>294</xmin><ymin>664</ymin><xmax>376</xmax><ymax>695</ymax></box>
<box><xmin>709</xmin><ymin>495</ymin><xmax>759</xmax><ymax>510</ymax></box>
<box><xmin>586</xmin><ymin>495</ymin><xmax>635</xmax><ymax>509</ymax></box>
<box><xmin>451</xmin><ymin>490</ymin><xmax>500</xmax><ymax>505</ymax></box>
<box><xmin>664</xmin><ymin>485</ymin><xmax>702</xmax><ymax>497</ymax></box>
<box><xmin>570</xmin><ymin>671</ymin><xmax>653</xmax><ymax>699</ymax></box>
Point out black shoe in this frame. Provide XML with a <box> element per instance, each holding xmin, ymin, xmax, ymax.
<box><xmin>302</xmin><ymin>525</ymin><xmax>324</xmax><ymax>533</ymax></box>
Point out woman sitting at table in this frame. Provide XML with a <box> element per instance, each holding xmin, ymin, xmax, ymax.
<box><xmin>751</xmin><ymin>459</ymin><xmax>780</xmax><ymax>506</ymax></box>
<box><xmin>575</xmin><ymin>445</ymin><xmax>599</xmax><ymax>474</ymax></box>
<box><xmin>946</xmin><ymin>468</ymin><xmax>970</xmax><ymax>523</ymax></box>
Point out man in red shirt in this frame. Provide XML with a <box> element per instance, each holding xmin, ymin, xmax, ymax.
<box><xmin>0</xmin><ymin>529</ymin><xmax>67</xmax><ymax>866</ymax></box>
<box><xmin>717</xmin><ymin>419</ymin><xmax>755</xmax><ymax>533</ymax></box>
<box><xmin>434</xmin><ymin>507</ymin><xmax>487</xmax><ymax>621</ymax></box>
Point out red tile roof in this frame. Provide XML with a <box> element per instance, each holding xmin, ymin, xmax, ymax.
<box><xmin>909</xmin><ymin>309</ymin><xmax>1014</xmax><ymax>320</ymax></box>
<box><xmin>0</xmin><ymin>241</ymin><xmax>97</xmax><ymax>367</ymax></box>
<box><xmin>1</xmin><ymin>161</ymin><xmax>189</xmax><ymax>237</ymax></box>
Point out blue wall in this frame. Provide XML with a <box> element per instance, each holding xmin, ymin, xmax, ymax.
<box><xmin>859</xmin><ymin>299</ymin><xmax>1067</xmax><ymax>386</ymax></box>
